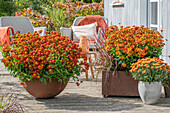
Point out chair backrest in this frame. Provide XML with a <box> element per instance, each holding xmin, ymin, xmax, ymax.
<box><xmin>0</xmin><ymin>16</ymin><xmax>34</xmax><ymax>34</ymax></box>
<box><xmin>72</xmin><ymin>16</ymin><xmax>108</xmax><ymax>26</ymax></box>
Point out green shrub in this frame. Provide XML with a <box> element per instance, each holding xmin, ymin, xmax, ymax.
<box><xmin>15</xmin><ymin>1</ymin><xmax>104</xmax><ymax>32</ymax></box>
<box><xmin>51</xmin><ymin>1</ymin><xmax>104</xmax><ymax>30</ymax></box>
<box><xmin>81</xmin><ymin>0</ymin><xmax>92</xmax><ymax>3</ymax></box>
<box><xmin>0</xmin><ymin>0</ymin><xmax>18</xmax><ymax>16</ymax></box>
<box><xmin>92</xmin><ymin>0</ymin><xmax>102</xmax><ymax>3</ymax></box>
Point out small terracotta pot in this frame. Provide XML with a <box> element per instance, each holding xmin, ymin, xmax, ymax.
<box><xmin>25</xmin><ymin>78</ymin><xmax>68</xmax><ymax>99</ymax></box>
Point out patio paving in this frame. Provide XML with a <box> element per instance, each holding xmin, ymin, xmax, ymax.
<box><xmin>0</xmin><ymin>55</ymin><xmax>170</xmax><ymax>113</ymax></box>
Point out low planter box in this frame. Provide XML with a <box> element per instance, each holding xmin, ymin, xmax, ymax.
<box><xmin>102</xmin><ymin>71</ymin><xmax>139</xmax><ymax>97</ymax></box>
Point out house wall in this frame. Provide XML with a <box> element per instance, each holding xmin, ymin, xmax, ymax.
<box><xmin>161</xmin><ymin>0</ymin><xmax>170</xmax><ymax>64</ymax></box>
<box><xmin>104</xmin><ymin>0</ymin><xmax>147</xmax><ymax>27</ymax></box>
<box><xmin>104</xmin><ymin>0</ymin><xmax>170</xmax><ymax>64</ymax></box>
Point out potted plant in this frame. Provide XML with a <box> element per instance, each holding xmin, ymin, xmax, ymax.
<box><xmin>95</xmin><ymin>25</ymin><xmax>165</xmax><ymax>97</ymax></box>
<box><xmin>162</xmin><ymin>71</ymin><xmax>170</xmax><ymax>98</ymax></box>
<box><xmin>1</xmin><ymin>30</ymin><xmax>89</xmax><ymax>98</ymax></box>
<box><xmin>130</xmin><ymin>57</ymin><xmax>170</xmax><ymax>104</ymax></box>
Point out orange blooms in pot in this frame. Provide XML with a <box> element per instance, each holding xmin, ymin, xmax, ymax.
<box><xmin>105</xmin><ymin>25</ymin><xmax>165</xmax><ymax>72</ymax></box>
<box><xmin>130</xmin><ymin>57</ymin><xmax>170</xmax><ymax>83</ymax></box>
<box><xmin>1</xmin><ymin>31</ymin><xmax>89</xmax><ymax>85</ymax></box>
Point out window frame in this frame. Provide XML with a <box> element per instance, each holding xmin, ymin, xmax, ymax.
<box><xmin>148</xmin><ymin>0</ymin><xmax>162</xmax><ymax>32</ymax></box>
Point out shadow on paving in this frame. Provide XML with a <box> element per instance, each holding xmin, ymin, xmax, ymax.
<box><xmin>2</xmin><ymin>81</ymin><xmax>19</xmax><ymax>86</ymax></box>
<box><xmin>36</xmin><ymin>93</ymin><xmax>143</xmax><ymax>112</ymax></box>
<box><xmin>78</xmin><ymin>76</ymin><xmax>102</xmax><ymax>82</ymax></box>
<box><xmin>154</xmin><ymin>98</ymin><xmax>170</xmax><ymax>107</ymax></box>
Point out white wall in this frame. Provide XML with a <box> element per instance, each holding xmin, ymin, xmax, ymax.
<box><xmin>104</xmin><ymin>0</ymin><xmax>147</xmax><ymax>27</ymax></box>
<box><xmin>104</xmin><ymin>0</ymin><xmax>170</xmax><ymax>64</ymax></box>
<box><xmin>161</xmin><ymin>0</ymin><xmax>170</xmax><ymax>65</ymax></box>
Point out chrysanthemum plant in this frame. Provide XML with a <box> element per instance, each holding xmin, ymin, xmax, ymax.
<box><xmin>1</xmin><ymin>31</ymin><xmax>89</xmax><ymax>86</ymax></box>
<box><xmin>163</xmin><ymin>72</ymin><xmax>170</xmax><ymax>89</ymax></box>
<box><xmin>162</xmin><ymin>55</ymin><xmax>170</xmax><ymax>88</ymax></box>
<box><xmin>106</xmin><ymin>25</ymin><xmax>165</xmax><ymax>73</ymax></box>
<box><xmin>130</xmin><ymin>57</ymin><xmax>170</xmax><ymax>84</ymax></box>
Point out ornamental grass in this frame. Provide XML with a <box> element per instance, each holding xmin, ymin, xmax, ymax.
<box><xmin>1</xmin><ymin>31</ymin><xmax>89</xmax><ymax>86</ymax></box>
<box><xmin>105</xmin><ymin>25</ymin><xmax>166</xmax><ymax>72</ymax></box>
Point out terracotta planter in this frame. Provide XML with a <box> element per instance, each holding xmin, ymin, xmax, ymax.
<box><xmin>164</xmin><ymin>87</ymin><xmax>170</xmax><ymax>98</ymax></box>
<box><xmin>25</xmin><ymin>78</ymin><xmax>68</xmax><ymax>99</ymax></box>
<box><xmin>102</xmin><ymin>71</ymin><xmax>139</xmax><ymax>97</ymax></box>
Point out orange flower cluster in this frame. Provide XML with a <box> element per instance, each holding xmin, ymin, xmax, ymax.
<box><xmin>130</xmin><ymin>57</ymin><xmax>170</xmax><ymax>83</ymax></box>
<box><xmin>130</xmin><ymin>57</ymin><xmax>170</xmax><ymax>73</ymax></box>
<box><xmin>105</xmin><ymin>25</ymin><xmax>165</xmax><ymax>71</ymax></box>
<box><xmin>1</xmin><ymin>31</ymin><xmax>89</xmax><ymax>84</ymax></box>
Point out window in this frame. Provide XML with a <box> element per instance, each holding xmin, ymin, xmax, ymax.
<box><xmin>148</xmin><ymin>0</ymin><xmax>162</xmax><ymax>32</ymax></box>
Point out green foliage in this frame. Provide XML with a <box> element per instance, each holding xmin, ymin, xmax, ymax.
<box><xmin>92</xmin><ymin>0</ymin><xmax>102</xmax><ymax>3</ymax></box>
<box><xmin>15</xmin><ymin>0</ymin><xmax>65</xmax><ymax>14</ymax></box>
<box><xmin>14</xmin><ymin>0</ymin><xmax>103</xmax><ymax>32</ymax></box>
<box><xmin>47</xmin><ymin>8</ymin><xmax>66</xmax><ymax>32</ymax></box>
<box><xmin>50</xmin><ymin>1</ymin><xmax>104</xmax><ymax>31</ymax></box>
<box><xmin>162</xmin><ymin>71</ymin><xmax>170</xmax><ymax>89</ymax></box>
<box><xmin>0</xmin><ymin>0</ymin><xmax>18</xmax><ymax>16</ymax></box>
<box><xmin>0</xmin><ymin>46</ymin><xmax>2</xmax><ymax>52</ymax></box>
<box><xmin>15</xmin><ymin>0</ymin><xmax>44</xmax><ymax>14</ymax></box>
<box><xmin>81</xmin><ymin>0</ymin><xmax>92</xmax><ymax>3</ymax></box>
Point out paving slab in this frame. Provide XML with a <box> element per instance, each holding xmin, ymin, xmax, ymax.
<box><xmin>0</xmin><ymin>52</ymin><xmax>170</xmax><ymax>113</ymax></box>
<box><xmin>0</xmin><ymin>74</ymin><xmax>170</xmax><ymax>113</ymax></box>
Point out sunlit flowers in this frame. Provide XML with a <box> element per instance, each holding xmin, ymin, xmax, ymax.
<box><xmin>1</xmin><ymin>31</ymin><xmax>89</xmax><ymax>86</ymax></box>
<box><xmin>130</xmin><ymin>57</ymin><xmax>170</xmax><ymax>83</ymax></box>
<box><xmin>106</xmin><ymin>25</ymin><xmax>165</xmax><ymax>72</ymax></box>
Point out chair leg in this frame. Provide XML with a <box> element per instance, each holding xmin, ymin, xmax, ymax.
<box><xmin>92</xmin><ymin>48</ymin><xmax>97</xmax><ymax>60</ymax></box>
<box><xmin>85</xmin><ymin>70</ymin><xmax>88</xmax><ymax>81</ymax></box>
<box><xmin>96</xmin><ymin>69</ymin><xmax>100</xmax><ymax>79</ymax></box>
<box><xmin>89</xmin><ymin>55</ymin><xmax>94</xmax><ymax>79</ymax></box>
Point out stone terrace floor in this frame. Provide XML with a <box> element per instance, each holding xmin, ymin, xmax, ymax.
<box><xmin>0</xmin><ymin>57</ymin><xmax>170</xmax><ymax>113</ymax></box>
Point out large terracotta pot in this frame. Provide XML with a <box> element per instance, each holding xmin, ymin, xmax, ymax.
<box><xmin>25</xmin><ymin>78</ymin><xmax>68</xmax><ymax>99</ymax></box>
